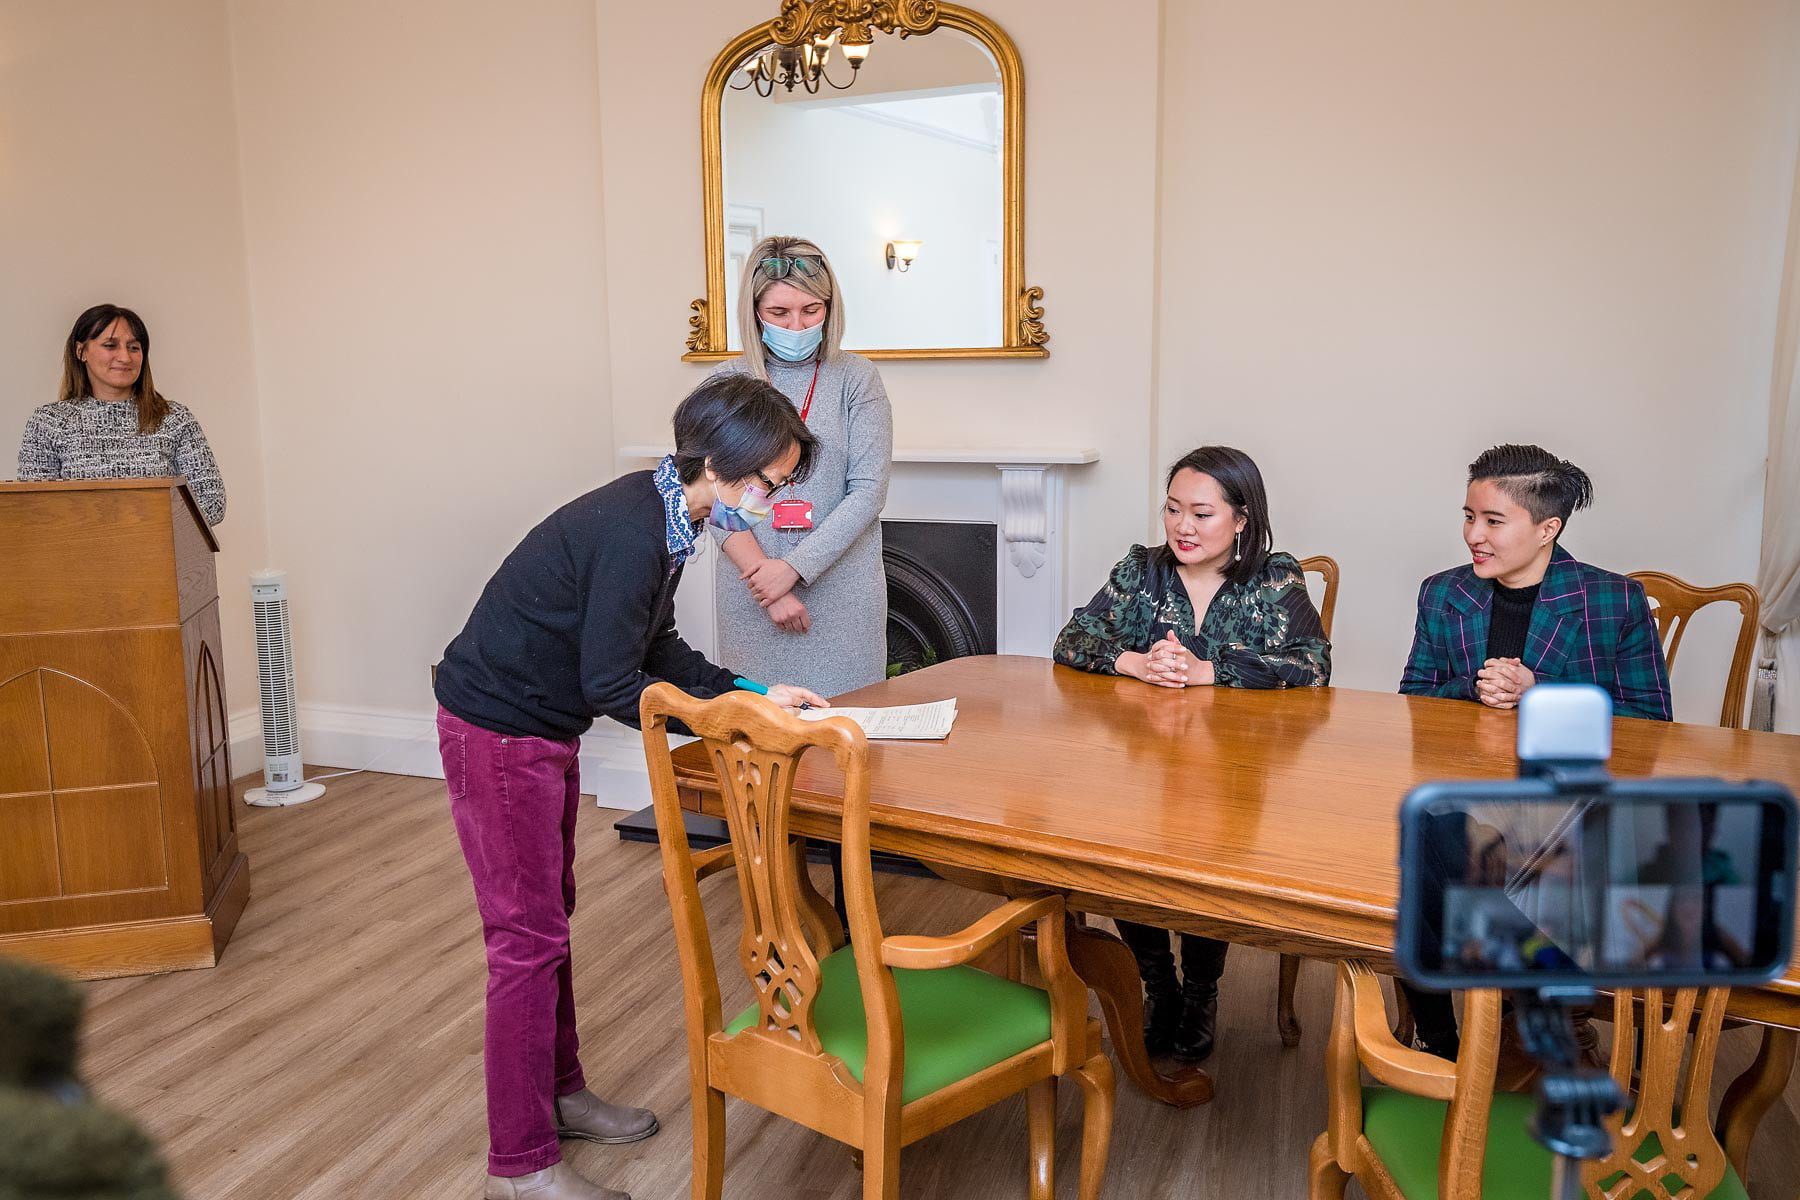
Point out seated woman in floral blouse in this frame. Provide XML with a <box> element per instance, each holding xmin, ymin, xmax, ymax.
<box><xmin>1053</xmin><ymin>444</ymin><xmax>1330</xmax><ymax>1064</ymax></box>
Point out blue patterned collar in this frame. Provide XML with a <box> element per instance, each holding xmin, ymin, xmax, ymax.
<box><xmin>654</xmin><ymin>456</ymin><xmax>700</xmax><ymax>567</ymax></box>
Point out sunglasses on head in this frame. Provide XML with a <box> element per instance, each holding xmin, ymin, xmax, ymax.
<box><xmin>759</xmin><ymin>254</ymin><xmax>821</xmax><ymax>280</ymax></box>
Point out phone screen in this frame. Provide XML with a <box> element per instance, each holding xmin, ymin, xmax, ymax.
<box><xmin>1398</xmin><ymin>779</ymin><xmax>1797</xmax><ymax>990</ymax></box>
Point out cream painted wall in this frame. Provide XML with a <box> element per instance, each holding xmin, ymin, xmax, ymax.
<box><xmin>8</xmin><ymin>0</ymin><xmax>1797</xmax><ymax>753</ymax></box>
<box><xmin>1155</xmin><ymin>1</ymin><xmax>1800</xmax><ymax>722</ymax></box>
<box><xmin>597</xmin><ymin>0</ymin><xmax>1163</xmax><ymax>625</ymax></box>
<box><xmin>0</xmin><ymin>0</ymin><xmax>269</xmax><ymax>710</ymax></box>
<box><xmin>225</xmin><ymin>0</ymin><xmax>615</xmax><ymax>725</ymax></box>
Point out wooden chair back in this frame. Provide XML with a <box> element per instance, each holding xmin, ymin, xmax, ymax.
<box><xmin>1315</xmin><ymin>961</ymin><xmax>1734</xmax><ymax>1199</ymax></box>
<box><xmin>1298</xmin><ymin>555</ymin><xmax>1341</xmax><ymax>640</ymax></box>
<box><xmin>1628</xmin><ymin>571</ymin><xmax>1761</xmax><ymax>729</ymax></box>
<box><xmin>640</xmin><ymin>684</ymin><xmax>894</xmax><ymax>1088</ymax></box>
<box><xmin>1276</xmin><ymin>554</ymin><xmax>1341</xmax><ymax>1050</ymax></box>
<box><xmin>642</xmin><ymin>684</ymin><xmax>1115</xmax><ymax>1199</ymax></box>
<box><xmin>1582</xmin><ymin>987</ymin><xmax>1732</xmax><ymax>1198</ymax></box>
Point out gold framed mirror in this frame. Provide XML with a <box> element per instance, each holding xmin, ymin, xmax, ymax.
<box><xmin>683</xmin><ymin>1</ymin><xmax>1048</xmax><ymax>361</ymax></box>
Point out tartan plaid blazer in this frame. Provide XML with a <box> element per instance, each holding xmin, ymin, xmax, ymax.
<box><xmin>1399</xmin><ymin>545</ymin><xmax>1672</xmax><ymax>720</ymax></box>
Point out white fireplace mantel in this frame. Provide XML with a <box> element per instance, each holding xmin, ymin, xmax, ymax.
<box><xmin>615</xmin><ymin>445</ymin><xmax>1098</xmax><ymax>659</ymax></box>
<box><xmin>615</xmin><ymin>444</ymin><xmax>1097</xmax><ymax>466</ymax></box>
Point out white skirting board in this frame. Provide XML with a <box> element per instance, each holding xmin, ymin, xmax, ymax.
<box><xmin>227</xmin><ymin>705</ymin><xmax>662</xmax><ymax>809</ymax></box>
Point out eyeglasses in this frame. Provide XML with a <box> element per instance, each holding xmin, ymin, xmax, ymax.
<box><xmin>759</xmin><ymin>255</ymin><xmax>822</xmax><ymax>280</ymax></box>
<box><xmin>753</xmin><ymin>468</ymin><xmax>792</xmax><ymax>493</ymax></box>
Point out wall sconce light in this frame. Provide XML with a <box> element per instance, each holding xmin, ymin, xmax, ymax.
<box><xmin>885</xmin><ymin>239</ymin><xmax>922</xmax><ymax>272</ymax></box>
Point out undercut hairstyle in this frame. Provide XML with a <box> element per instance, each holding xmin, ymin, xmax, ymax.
<box><xmin>1467</xmin><ymin>444</ymin><xmax>1594</xmax><ymax>531</ymax></box>
<box><xmin>1164</xmin><ymin>444</ymin><xmax>1273</xmax><ymax>586</ymax></box>
<box><xmin>671</xmin><ymin>373</ymin><xmax>817</xmax><ymax>487</ymax></box>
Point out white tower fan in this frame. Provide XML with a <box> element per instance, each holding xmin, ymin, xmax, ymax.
<box><xmin>244</xmin><ymin>570</ymin><xmax>325</xmax><ymax>806</ymax></box>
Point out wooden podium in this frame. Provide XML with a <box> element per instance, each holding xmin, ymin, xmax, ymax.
<box><xmin>0</xmin><ymin>478</ymin><xmax>249</xmax><ymax>979</ymax></box>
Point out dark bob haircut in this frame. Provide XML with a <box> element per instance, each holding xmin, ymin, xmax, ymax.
<box><xmin>671</xmin><ymin>373</ymin><xmax>817</xmax><ymax>487</ymax></box>
<box><xmin>1467</xmin><ymin>443</ymin><xmax>1594</xmax><ymax>531</ymax></box>
<box><xmin>1164</xmin><ymin>445</ymin><xmax>1273</xmax><ymax>587</ymax></box>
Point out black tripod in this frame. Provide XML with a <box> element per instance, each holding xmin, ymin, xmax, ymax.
<box><xmin>1512</xmin><ymin>988</ymin><xmax>1626</xmax><ymax>1200</ymax></box>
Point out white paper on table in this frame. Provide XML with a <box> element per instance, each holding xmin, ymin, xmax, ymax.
<box><xmin>799</xmin><ymin>698</ymin><xmax>957</xmax><ymax>740</ymax></box>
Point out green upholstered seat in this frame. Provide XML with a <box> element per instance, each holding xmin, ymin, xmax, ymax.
<box><xmin>1360</xmin><ymin>1086</ymin><xmax>1748</xmax><ymax>1200</ymax></box>
<box><xmin>726</xmin><ymin>944</ymin><xmax>1052</xmax><ymax>1104</ymax></box>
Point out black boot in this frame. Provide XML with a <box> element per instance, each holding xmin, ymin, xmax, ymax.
<box><xmin>1173</xmin><ymin>979</ymin><xmax>1219</xmax><ymax>1063</ymax></box>
<box><xmin>1140</xmin><ymin>959</ymin><xmax>1182</xmax><ymax>1056</ymax></box>
<box><xmin>1414</xmin><ymin>1029</ymin><xmax>1460</xmax><ymax>1061</ymax></box>
<box><xmin>1400</xmin><ymin>982</ymin><xmax>1460</xmax><ymax>1061</ymax></box>
<box><xmin>1115</xmin><ymin>920</ymin><xmax>1181</xmax><ymax>1055</ymax></box>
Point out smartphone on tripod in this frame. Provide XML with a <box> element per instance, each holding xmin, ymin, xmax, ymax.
<box><xmin>1395</xmin><ymin>685</ymin><xmax>1798</xmax><ymax>1198</ymax></box>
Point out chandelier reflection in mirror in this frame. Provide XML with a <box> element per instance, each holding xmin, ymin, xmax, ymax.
<box><xmin>730</xmin><ymin>29</ymin><xmax>873</xmax><ymax>96</ymax></box>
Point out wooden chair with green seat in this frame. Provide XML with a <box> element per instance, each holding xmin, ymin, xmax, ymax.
<box><xmin>1275</xmin><ymin>554</ymin><xmax>1341</xmax><ymax>1048</ymax></box>
<box><xmin>1626</xmin><ymin>571</ymin><xmax>1796</xmax><ymax>1178</ymax></box>
<box><xmin>1309</xmin><ymin>959</ymin><xmax>1749</xmax><ymax>1199</ymax></box>
<box><xmin>640</xmin><ymin>682</ymin><xmax>1117</xmax><ymax>1200</ymax></box>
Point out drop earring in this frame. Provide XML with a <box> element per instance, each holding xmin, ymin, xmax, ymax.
<box><xmin>1234</xmin><ymin>531</ymin><xmax>1242</xmax><ymax>563</ymax></box>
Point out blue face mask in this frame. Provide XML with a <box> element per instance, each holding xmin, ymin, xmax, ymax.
<box><xmin>761</xmin><ymin>319</ymin><xmax>824</xmax><ymax>363</ymax></box>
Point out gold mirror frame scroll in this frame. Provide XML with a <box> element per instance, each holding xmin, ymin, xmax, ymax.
<box><xmin>683</xmin><ymin>1</ymin><xmax>1048</xmax><ymax>361</ymax></box>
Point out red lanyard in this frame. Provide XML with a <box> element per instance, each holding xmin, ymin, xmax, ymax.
<box><xmin>798</xmin><ymin>359</ymin><xmax>821</xmax><ymax>424</ymax></box>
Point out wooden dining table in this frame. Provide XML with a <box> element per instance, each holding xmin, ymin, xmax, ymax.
<box><xmin>666</xmin><ymin>655</ymin><xmax>1800</xmax><ymax>1144</ymax></box>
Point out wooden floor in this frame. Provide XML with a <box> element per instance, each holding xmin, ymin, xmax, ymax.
<box><xmin>82</xmin><ymin>769</ymin><xmax>1800</xmax><ymax>1199</ymax></box>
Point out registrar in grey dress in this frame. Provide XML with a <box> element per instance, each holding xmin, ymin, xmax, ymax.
<box><xmin>709</xmin><ymin>351</ymin><xmax>893</xmax><ymax>698</ymax></box>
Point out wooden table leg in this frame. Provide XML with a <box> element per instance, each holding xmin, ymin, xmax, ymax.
<box><xmin>1718</xmin><ymin>1025</ymin><xmax>1797</xmax><ymax>1179</ymax></box>
<box><xmin>1066</xmin><ymin>916</ymin><xmax>1213</xmax><ymax>1108</ymax></box>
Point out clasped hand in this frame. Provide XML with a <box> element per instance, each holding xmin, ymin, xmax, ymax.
<box><xmin>743</xmin><ymin>559</ymin><xmax>806</xmax><ymax>634</ymax></box>
<box><xmin>765</xmin><ymin>593</ymin><xmax>809</xmax><ymax>634</ymax></box>
<box><xmin>742</xmin><ymin>559</ymin><xmax>800</xmax><ymax>606</ymax></box>
<box><xmin>1475</xmin><ymin>657</ymin><xmax>1536</xmax><ymax>709</ymax></box>
<box><xmin>1120</xmin><ymin>631</ymin><xmax>1216</xmax><ymax>688</ymax></box>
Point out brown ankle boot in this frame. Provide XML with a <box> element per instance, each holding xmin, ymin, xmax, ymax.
<box><xmin>554</xmin><ymin>1089</ymin><xmax>659</xmax><ymax>1145</ymax></box>
<box><xmin>484</xmin><ymin>1161</ymin><xmax>629</xmax><ymax>1200</ymax></box>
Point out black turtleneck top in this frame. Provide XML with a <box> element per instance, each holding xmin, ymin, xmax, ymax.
<box><xmin>1486</xmin><ymin>581</ymin><xmax>1541</xmax><ymax>661</ymax></box>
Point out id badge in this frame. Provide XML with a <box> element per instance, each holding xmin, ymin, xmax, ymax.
<box><xmin>771</xmin><ymin>499</ymin><xmax>814</xmax><ymax>531</ymax></box>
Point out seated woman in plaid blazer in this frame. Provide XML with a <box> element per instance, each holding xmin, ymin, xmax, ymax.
<box><xmin>1400</xmin><ymin>443</ymin><xmax>1671</xmax><ymax>720</ymax></box>
<box><xmin>1397</xmin><ymin>442</ymin><xmax>1672</xmax><ymax>1057</ymax></box>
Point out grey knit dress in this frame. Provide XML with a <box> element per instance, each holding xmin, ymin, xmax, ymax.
<box><xmin>710</xmin><ymin>351</ymin><xmax>893</xmax><ymax>699</ymax></box>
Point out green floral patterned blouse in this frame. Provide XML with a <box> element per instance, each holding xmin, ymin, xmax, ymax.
<box><xmin>1053</xmin><ymin>545</ymin><xmax>1331</xmax><ymax>688</ymax></box>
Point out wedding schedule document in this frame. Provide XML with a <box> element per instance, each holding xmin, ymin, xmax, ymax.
<box><xmin>800</xmin><ymin>698</ymin><xmax>958</xmax><ymax>740</ymax></box>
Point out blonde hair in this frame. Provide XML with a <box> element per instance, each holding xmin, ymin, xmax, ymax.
<box><xmin>736</xmin><ymin>235</ymin><xmax>844</xmax><ymax>380</ymax></box>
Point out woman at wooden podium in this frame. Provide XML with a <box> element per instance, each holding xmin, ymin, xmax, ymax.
<box><xmin>14</xmin><ymin>304</ymin><xmax>226</xmax><ymax>526</ymax></box>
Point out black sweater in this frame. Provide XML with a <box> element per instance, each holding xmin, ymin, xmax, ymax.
<box><xmin>434</xmin><ymin>471</ymin><xmax>738</xmax><ymax>738</ymax></box>
<box><xmin>1486</xmin><ymin>580</ymin><xmax>1541</xmax><ymax>663</ymax></box>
